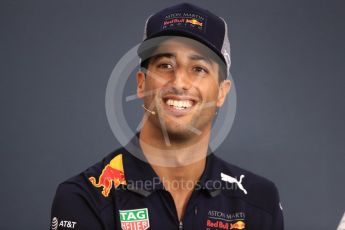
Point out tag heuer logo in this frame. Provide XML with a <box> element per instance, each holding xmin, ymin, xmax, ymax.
<box><xmin>119</xmin><ymin>208</ymin><xmax>150</xmax><ymax>230</ymax></box>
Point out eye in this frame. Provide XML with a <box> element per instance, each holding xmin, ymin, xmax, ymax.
<box><xmin>157</xmin><ymin>63</ymin><xmax>174</xmax><ymax>70</ymax></box>
<box><xmin>192</xmin><ymin>66</ymin><xmax>209</xmax><ymax>74</ymax></box>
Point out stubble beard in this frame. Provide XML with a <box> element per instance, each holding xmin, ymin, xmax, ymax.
<box><xmin>148</xmin><ymin>98</ymin><xmax>214</xmax><ymax>145</ymax></box>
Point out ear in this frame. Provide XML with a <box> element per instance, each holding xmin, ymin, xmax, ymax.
<box><xmin>216</xmin><ymin>79</ymin><xmax>231</xmax><ymax>107</ymax></box>
<box><xmin>136</xmin><ymin>71</ymin><xmax>146</xmax><ymax>99</ymax></box>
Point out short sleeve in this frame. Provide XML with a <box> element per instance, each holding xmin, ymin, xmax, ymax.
<box><xmin>272</xmin><ymin>184</ymin><xmax>284</xmax><ymax>230</ymax></box>
<box><xmin>50</xmin><ymin>183</ymin><xmax>103</xmax><ymax>230</ymax></box>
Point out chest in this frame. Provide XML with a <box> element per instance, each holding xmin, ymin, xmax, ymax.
<box><xmin>108</xmin><ymin>190</ymin><xmax>274</xmax><ymax>230</ymax></box>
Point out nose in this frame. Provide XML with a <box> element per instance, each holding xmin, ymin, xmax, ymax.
<box><xmin>171</xmin><ymin>67</ymin><xmax>192</xmax><ymax>90</ymax></box>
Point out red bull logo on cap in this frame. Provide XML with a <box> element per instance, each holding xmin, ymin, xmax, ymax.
<box><xmin>89</xmin><ymin>154</ymin><xmax>126</xmax><ymax>197</ymax></box>
<box><xmin>229</xmin><ymin>220</ymin><xmax>245</xmax><ymax>229</ymax></box>
<box><xmin>185</xmin><ymin>18</ymin><xmax>203</xmax><ymax>27</ymax></box>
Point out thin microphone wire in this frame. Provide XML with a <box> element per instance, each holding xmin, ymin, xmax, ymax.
<box><xmin>142</xmin><ymin>104</ymin><xmax>156</xmax><ymax>115</ymax></box>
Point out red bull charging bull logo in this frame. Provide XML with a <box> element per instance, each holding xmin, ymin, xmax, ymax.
<box><xmin>88</xmin><ymin>154</ymin><xmax>126</xmax><ymax>197</ymax></box>
<box><xmin>229</xmin><ymin>220</ymin><xmax>245</xmax><ymax>229</ymax></box>
<box><xmin>185</xmin><ymin>18</ymin><xmax>203</xmax><ymax>27</ymax></box>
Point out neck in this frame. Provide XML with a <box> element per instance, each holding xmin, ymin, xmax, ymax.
<box><xmin>139</xmin><ymin>121</ymin><xmax>211</xmax><ymax>167</ymax></box>
<box><xmin>139</xmin><ymin>120</ymin><xmax>211</xmax><ymax>221</ymax></box>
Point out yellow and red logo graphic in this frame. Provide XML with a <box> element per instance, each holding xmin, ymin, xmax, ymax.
<box><xmin>229</xmin><ymin>220</ymin><xmax>245</xmax><ymax>229</ymax></box>
<box><xmin>185</xmin><ymin>18</ymin><xmax>203</xmax><ymax>27</ymax></box>
<box><xmin>163</xmin><ymin>18</ymin><xmax>203</xmax><ymax>29</ymax></box>
<box><xmin>89</xmin><ymin>154</ymin><xmax>126</xmax><ymax>197</ymax></box>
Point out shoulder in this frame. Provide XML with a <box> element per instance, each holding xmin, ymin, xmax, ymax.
<box><xmin>212</xmin><ymin>155</ymin><xmax>281</xmax><ymax>215</ymax></box>
<box><xmin>53</xmin><ymin>148</ymin><xmax>126</xmax><ymax>211</ymax></box>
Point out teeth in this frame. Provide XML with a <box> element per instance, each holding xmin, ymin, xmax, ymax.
<box><xmin>166</xmin><ymin>99</ymin><xmax>193</xmax><ymax>109</ymax></box>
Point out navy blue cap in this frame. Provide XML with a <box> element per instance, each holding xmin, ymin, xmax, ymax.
<box><xmin>138</xmin><ymin>3</ymin><xmax>231</xmax><ymax>77</ymax></box>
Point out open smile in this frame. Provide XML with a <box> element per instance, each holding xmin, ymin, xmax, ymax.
<box><xmin>161</xmin><ymin>95</ymin><xmax>199</xmax><ymax>116</ymax></box>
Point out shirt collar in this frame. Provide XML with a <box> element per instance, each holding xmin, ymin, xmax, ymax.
<box><xmin>122</xmin><ymin>133</ymin><xmax>224</xmax><ymax>197</ymax></box>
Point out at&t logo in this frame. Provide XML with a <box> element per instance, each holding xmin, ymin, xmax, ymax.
<box><xmin>51</xmin><ymin>217</ymin><xmax>77</xmax><ymax>229</ymax></box>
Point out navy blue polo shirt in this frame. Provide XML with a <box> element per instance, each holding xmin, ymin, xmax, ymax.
<box><xmin>51</xmin><ymin>136</ymin><xmax>284</xmax><ymax>230</ymax></box>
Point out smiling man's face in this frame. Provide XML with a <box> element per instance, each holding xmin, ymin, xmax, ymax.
<box><xmin>137</xmin><ymin>36</ymin><xmax>231</xmax><ymax>140</ymax></box>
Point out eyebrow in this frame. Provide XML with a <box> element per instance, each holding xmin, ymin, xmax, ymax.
<box><xmin>188</xmin><ymin>54</ymin><xmax>214</xmax><ymax>66</ymax></box>
<box><xmin>150</xmin><ymin>52</ymin><xmax>176</xmax><ymax>63</ymax></box>
<box><xmin>150</xmin><ymin>52</ymin><xmax>213</xmax><ymax>66</ymax></box>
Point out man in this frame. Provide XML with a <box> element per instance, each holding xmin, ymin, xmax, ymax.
<box><xmin>51</xmin><ymin>3</ymin><xmax>284</xmax><ymax>230</ymax></box>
